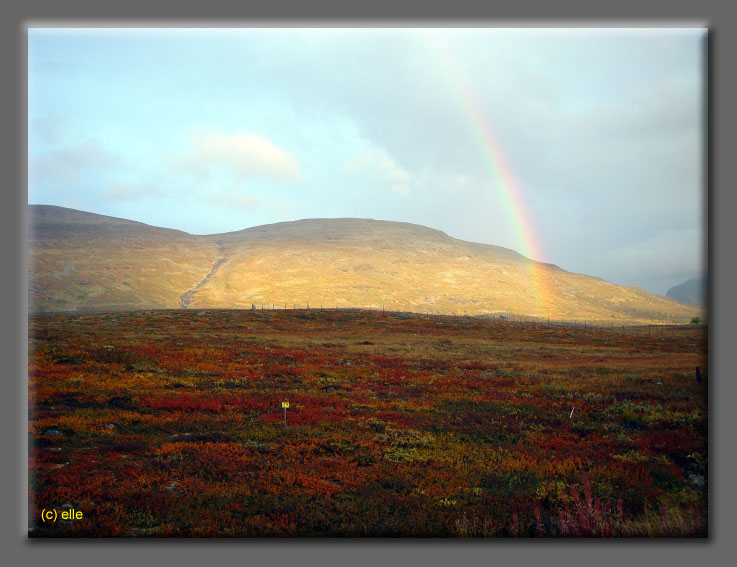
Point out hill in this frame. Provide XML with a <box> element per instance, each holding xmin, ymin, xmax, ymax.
<box><xmin>28</xmin><ymin>205</ymin><xmax>702</xmax><ymax>323</ymax></box>
<box><xmin>666</xmin><ymin>277</ymin><xmax>707</xmax><ymax>308</ymax></box>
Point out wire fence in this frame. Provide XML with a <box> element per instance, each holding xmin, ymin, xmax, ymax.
<box><xmin>244</xmin><ymin>302</ymin><xmax>706</xmax><ymax>337</ymax></box>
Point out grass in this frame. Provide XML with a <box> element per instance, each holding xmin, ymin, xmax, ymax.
<box><xmin>28</xmin><ymin>309</ymin><xmax>707</xmax><ymax>537</ymax></box>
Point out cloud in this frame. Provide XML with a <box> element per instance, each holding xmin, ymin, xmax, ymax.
<box><xmin>172</xmin><ymin>127</ymin><xmax>301</xmax><ymax>181</ymax></box>
<box><xmin>104</xmin><ymin>174</ymin><xmax>271</xmax><ymax>211</ymax></box>
<box><xmin>30</xmin><ymin>113</ymin><xmax>68</xmax><ymax>145</ymax></box>
<box><xmin>590</xmin><ymin>228</ymin><xmax>706</xmax><ymax>292</ymax></box>
<box><xmin>246</xmin><ymin>30</ymin><xmax>703</xmax><ymax>279</ymax></box>
<box><xmin>103</xmin><ymin>181</ymin><xmax>167</xmax><ymax>202</ymax></box>
<box><xmin>209</xmin><ymin>186</ymin><xmax>263</xmax><ymax>210</ymax></box>
<box><xmin>200</xmin><ymin>185</ymin><xmax>297</xmax><ymax>222</ymax></box>
<box><xmin>30</xmin><ymin>139</ymin><xmax>124</xmax><ymax>184</ymax></box>
<box><xmin>344</xmin><ymin>148</ymin><xmax>413</xmax><ymax>196</ymax></box>
<box><xmin>103</xmin><ymin>175</ymin><xmax>279</xmax><ymax>218</ymax></box>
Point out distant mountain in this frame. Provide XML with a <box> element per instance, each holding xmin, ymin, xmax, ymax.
<box><xmin>28</xmin><ymin>205</ymin><xmax>703</xmax><ymax>323</ymax></box>
<box><xmin>666</xmin><ymin>277</ymin><xmax>707</xmax><ymax>308</ymax></box>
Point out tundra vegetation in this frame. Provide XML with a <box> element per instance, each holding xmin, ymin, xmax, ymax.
<box><xmin>29</xmin><ymin>309</ymin><xmax>707</xmax><ymax>537</ymax></box>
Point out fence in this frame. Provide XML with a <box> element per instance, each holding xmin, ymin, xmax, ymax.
<box><xmin>243</xmin><ymin>302</ymin><xmax>706</xmax><ymax>337</ymax></box>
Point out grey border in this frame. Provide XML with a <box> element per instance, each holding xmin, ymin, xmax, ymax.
<box><xmin>4</xmin><ymin>0</ymin><xmax>735</xmax><ymax>566</ymax></box>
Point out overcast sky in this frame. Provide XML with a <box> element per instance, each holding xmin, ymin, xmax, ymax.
<box><xmin>28</xmin><ymin>28</ymin><xmax>706</xmax><ymax>296</ymax></box>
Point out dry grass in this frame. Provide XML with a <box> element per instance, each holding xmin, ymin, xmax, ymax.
<box><xmin>29</xmin><ymin>207</ymin><xmax>703</xmax><ymax>324</ymax></box>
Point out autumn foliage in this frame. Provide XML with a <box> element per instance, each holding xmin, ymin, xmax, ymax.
<box><xmin>28</xmin><ymin>309</ymin><xmax>707</xmax><ymax>537</ymax></box>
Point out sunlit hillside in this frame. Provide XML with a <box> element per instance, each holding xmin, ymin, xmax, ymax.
<box><xmin>28</xmin><ymin>205</ymin><xmax>702</xmax><ymax>324</ymax></box>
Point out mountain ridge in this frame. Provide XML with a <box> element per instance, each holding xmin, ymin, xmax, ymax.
<box><xmin>28</xmin><ymin>205</ymin><xmax>701</xmax><ymax>323</ymax></box>
<box><xmin>666</xmin><ymin>277</ymin><xmax>707</xmax><ymax>308</ymax></box>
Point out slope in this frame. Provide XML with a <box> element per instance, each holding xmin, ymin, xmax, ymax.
<box><xmin>28</xmin><ymin>205</ymin><xmax>703</xmax><ymax>323</ymax></box>
<box><xmin>29</xmin><ymin>205</ymin><xmax>221</xmax><ymax>312</ymax></box>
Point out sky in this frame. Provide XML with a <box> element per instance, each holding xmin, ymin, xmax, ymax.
<box><xmin>27</xmin><ymin>28</ymin><xmax>707</xmax><ymax>296</ymax></box>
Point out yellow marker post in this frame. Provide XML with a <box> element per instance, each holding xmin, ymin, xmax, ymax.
<box><xmin>282</xmin><ymin>401</ymin><xmax>289</xmax><ymax>427</ymax></box>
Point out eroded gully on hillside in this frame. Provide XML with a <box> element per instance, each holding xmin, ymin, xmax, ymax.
<box><xmin>179</xmin><ymin>242</ymin><xmax>229</xmax><ymax>309</ymax></box>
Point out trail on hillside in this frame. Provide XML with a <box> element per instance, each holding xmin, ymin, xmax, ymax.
<box><xmin>179</xmin><ymin>243</ymin><xmax>228</xmax><ymax>309</ymax></box>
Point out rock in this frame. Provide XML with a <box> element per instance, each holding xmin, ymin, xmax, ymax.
<box><xmin>44</xmin><ymin>428</ymin><xmax>63</xmax><ymax>437</ymax></box>
<box><xmin>688</xmin><ymin>473</ymin><xmax>706</xmax><ymax>491</ymax></box>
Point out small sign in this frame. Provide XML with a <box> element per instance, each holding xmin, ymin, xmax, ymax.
<box><xmin>282</xmin><ymin>401</ymin><xmax>290</xmax><ymax>408</ymax></box>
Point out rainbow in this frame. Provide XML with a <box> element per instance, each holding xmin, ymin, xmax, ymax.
<box><xmin>424</xmin><ymin>32</ymin><xmax>554</xmax><ymax>317</ymax></box>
